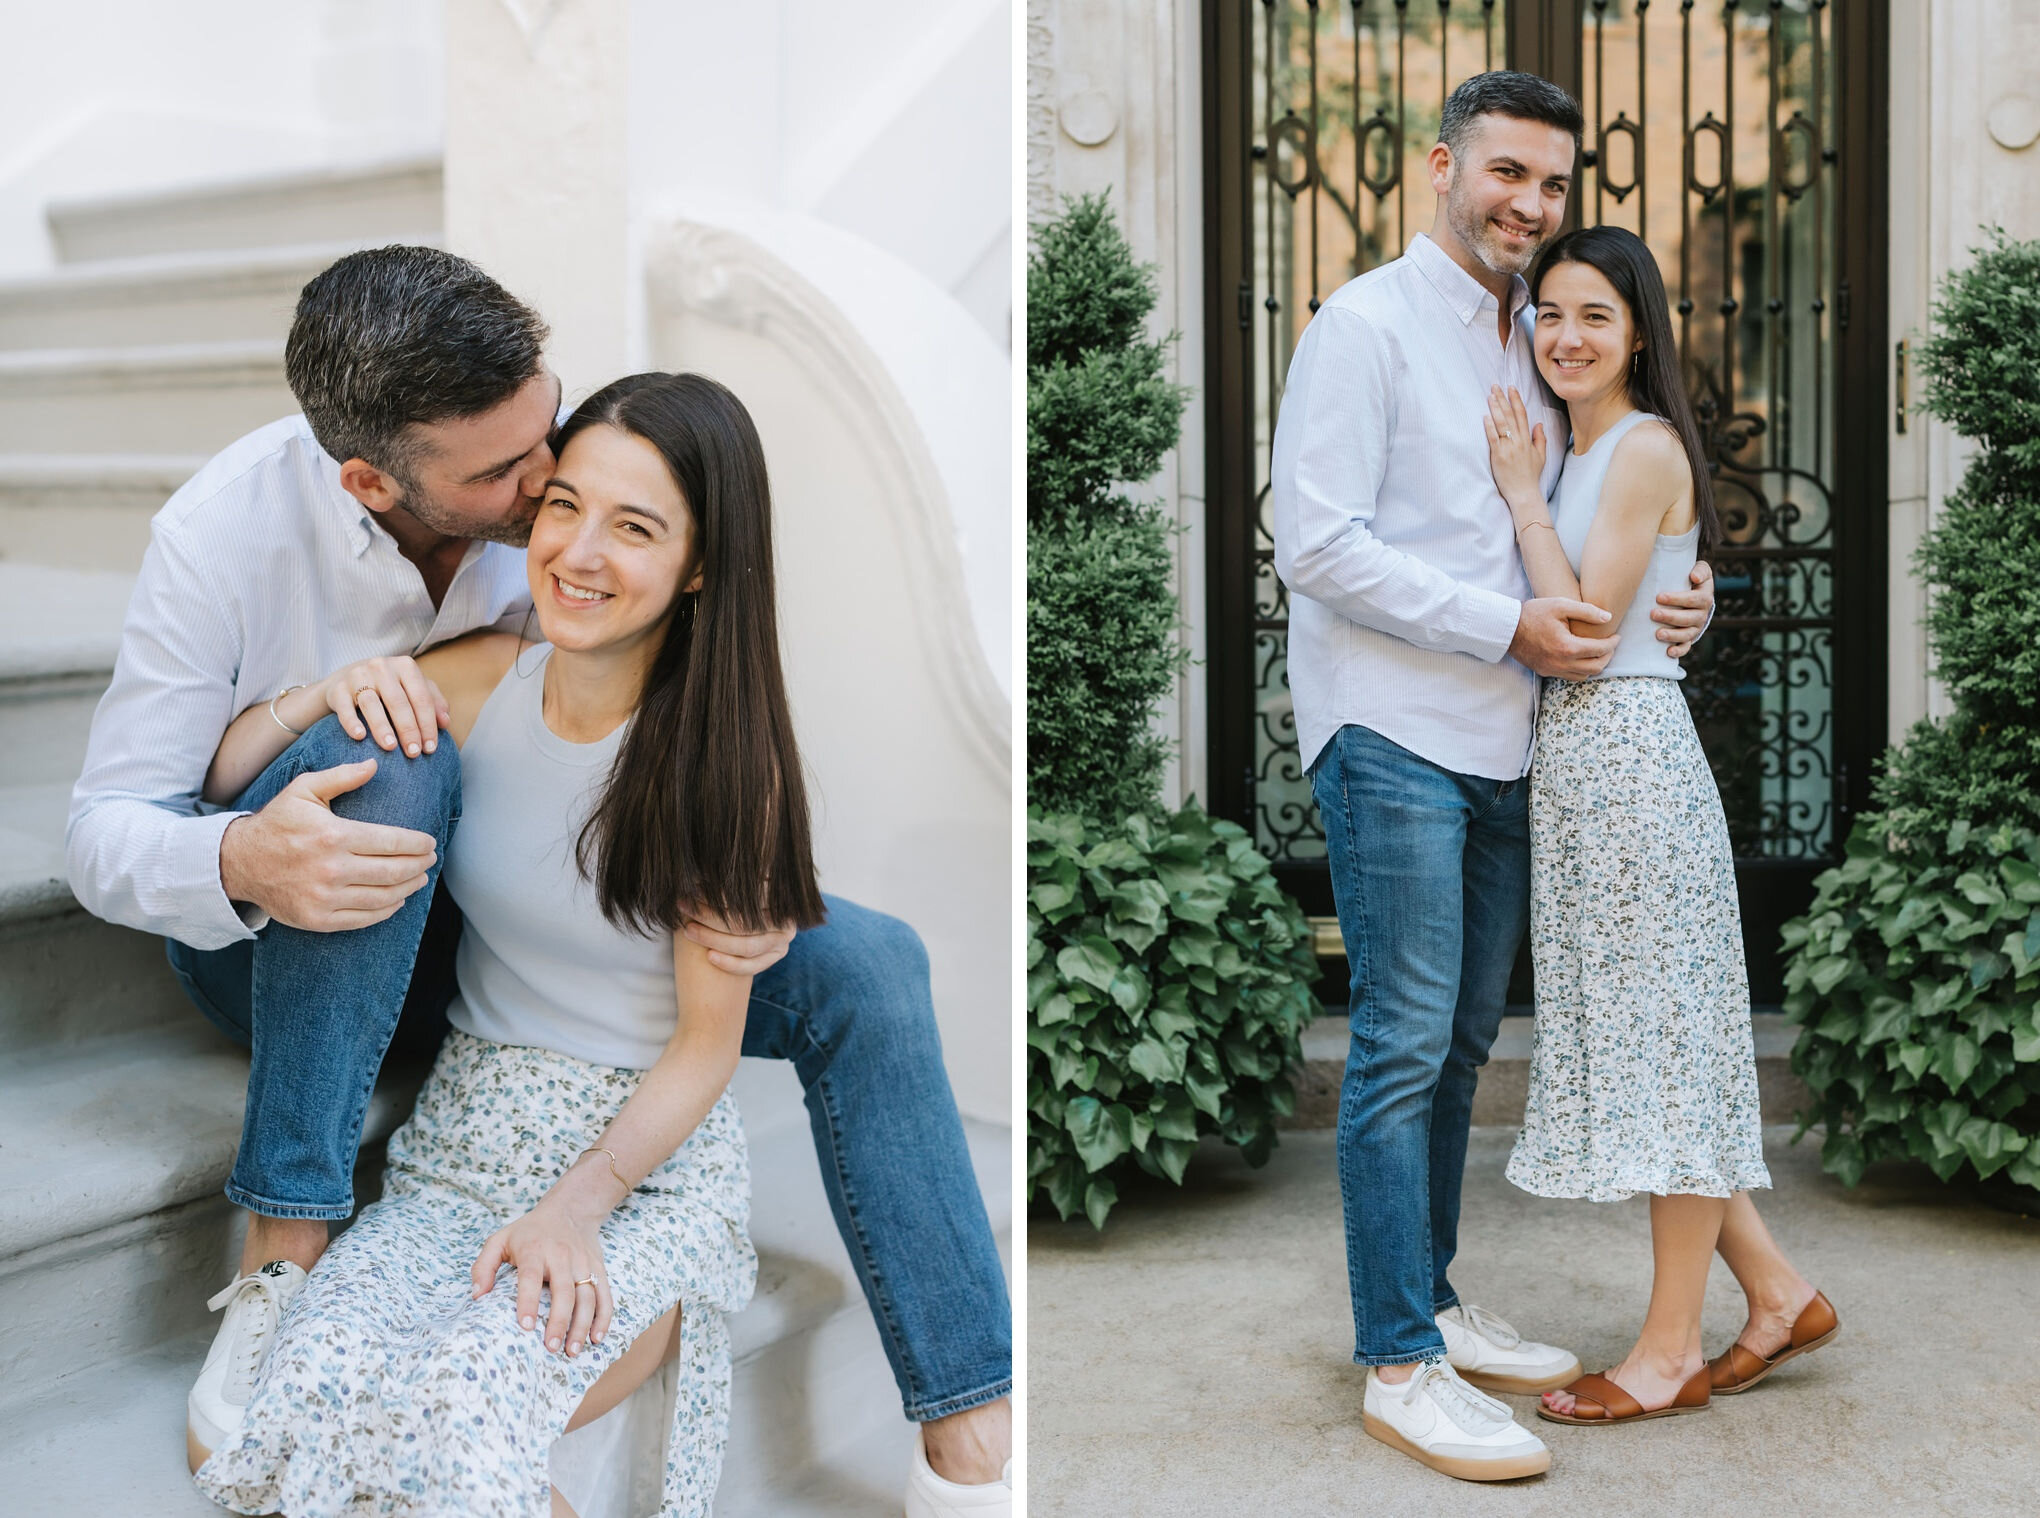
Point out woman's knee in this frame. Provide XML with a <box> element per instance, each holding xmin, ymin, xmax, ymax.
<box><xmin>566</xmin><ymin>1304</ymin><xmax>680</xmax><ymax>1433</ymax></box>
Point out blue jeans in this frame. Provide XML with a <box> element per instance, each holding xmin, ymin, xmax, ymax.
<box><xmin>166</xmin><ymin>717</ymin><xmax>1010</xmax><ymax>1421</ymax></box>
<box><xmin>1309</xmin><ymin>724</ymin><xmax>1529</xmax><ymax>1367</ymax></box>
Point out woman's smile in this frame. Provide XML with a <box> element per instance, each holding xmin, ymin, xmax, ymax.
<box><xmin>549</xmin><ymin>572</ymin><xmax>614</xmax><ymax>607</ymax></box>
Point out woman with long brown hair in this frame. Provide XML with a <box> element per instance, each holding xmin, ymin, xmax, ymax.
<box><xmin>189</xmin><ymin>372</ymin><xmax>823</xmax><ymax>1515</ymax></box>
<box><xmin>1484</xmin><ymin>226</ymin><xmax>1837</xmax><ymax>1429</ymax></box>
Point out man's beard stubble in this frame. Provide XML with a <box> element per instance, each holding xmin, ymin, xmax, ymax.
<box><xmin>1444</xmin><ymin>186</ymin><xmax>1543</xmax><ymax>278</ymax></box>
<box><xmin>391</xmin><ymin>480</ymin><xmax>541</xmax><ymax>548</ymax></box>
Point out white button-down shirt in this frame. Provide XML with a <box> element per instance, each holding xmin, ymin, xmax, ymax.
<box><xmin>66</xmin><ymin>415</ymin><xmax>533</xmax><ymax>950</ymax></box>
<box><xmin>1271</xmin><ymin>232</ymin><xmax>1566</xmax><ymax>782</ymax></box>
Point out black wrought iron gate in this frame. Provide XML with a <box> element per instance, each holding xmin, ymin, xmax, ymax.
<box><xmin>1202</xmin><ymin>0</ymin><xmax>1888</xmax><ymax>1001</ymax></box>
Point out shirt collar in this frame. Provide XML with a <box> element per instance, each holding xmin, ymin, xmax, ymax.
<box><xmin>1407</xmin><ymin>232</ymin><xmax>1531</xmax><ymax>329</ymax></box>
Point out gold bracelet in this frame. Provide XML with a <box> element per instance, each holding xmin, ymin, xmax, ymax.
<box><xmin>578</xmin><ymin>1146</ymin><xmax>631</xmax><ymax>1195</ymax></box>
<box><xmin>269</xmin><ymin>684</ymin><xmax>308</xmax><ymax>737</ymax></box>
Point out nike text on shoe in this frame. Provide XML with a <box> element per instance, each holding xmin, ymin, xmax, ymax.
<box><xmin>1362</xmin><ymin>1356</ymin><xmax>1551</xmax><ymax>1482</ymax></box>
<box><xmin>1438</xmin><ymin>1303</ymin><xmax>1583</xmax><ymax>1395</ymax></box>
<box><xmin>903</xmin><ymin>1430</ymin><xmax>1013</xmax><ymax>1518</ymax></box>
<box><xmin>186</xmin><ymin>1259</ymin><xmax>308</xmax><ymax>1474</ymax></box>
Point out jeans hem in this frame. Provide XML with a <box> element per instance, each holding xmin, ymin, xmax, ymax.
<box><xmin>1354</xmin><ymin>1342</ymin><xmax>1448</xmax><ymax>1368</ymax></box>
<box><xmin>906</xmin><ymin>1378</ymin><xmax>1013</xmax><ymax>1423</ymax></box>
<box><xmin>224</xmin><ymin>1182</ymin><xmax>353</xmax><ymax>1223</ymax></box>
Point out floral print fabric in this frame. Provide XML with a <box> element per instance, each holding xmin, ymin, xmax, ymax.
<box><xmin>194</xmin><ymin>1029</ymin><xmax>756</xmax><ymax>1517</ymax></box>
<box><xmin>1506</xmin><ymin>676</ymin><xmax>1772</xmax><ymax>1204</ymax></box>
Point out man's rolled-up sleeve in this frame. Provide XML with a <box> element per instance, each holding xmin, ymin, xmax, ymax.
<box><xmin>1269</xmin><ymin>306</ymin><xmax>1521</xmax><ymax>662</ymax></box>
<box><xmin>65</xmin><ymin>529</ymin><xmax>264</xmax><ymax>950</ymax></box>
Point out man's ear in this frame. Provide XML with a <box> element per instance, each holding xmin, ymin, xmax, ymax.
<box><xmin>1426</xmin><ymin>140</ymin><xmax>1454</xmax><ymax>195</ymax></box>
<box><xmin>338</xmin><ymin>457</ymin><xmax>403</xmax><ymax>515</ymax></box>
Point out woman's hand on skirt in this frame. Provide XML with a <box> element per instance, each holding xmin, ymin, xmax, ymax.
<box><xmin>470</xmin><ymin>1198</ymin><xmax>615</xmax><ymax>1356</ymax></box>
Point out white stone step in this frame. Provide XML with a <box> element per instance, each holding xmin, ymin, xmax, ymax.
<box><xmin>0</xmin><ymin>1084</ymin><xmax>1009</xmax><ymax>1516</ymax></box>
<box><xmin>0</xmin><ymin>1326</ymin><xmax>916</xmax><ymax>1516</ymax></box>
<box><xmin>0</xmin><ymin>340</ymin><xmax>292</xmax><ymax>456</ymax></box>
<box><xmin>0</xmin><ymin>782</ymin><xmax>202</xmax><ymax>1056</ymax></box>
<box><xmin>0</xmin><ymin>243</ymin><xmax>408</xmax><ymax>353</ymax></box>
<box><xmin>0</xmin><ymin>562</ymin><xmax>129</xmax><ymax>789</ymax></box>
<box><xmin>0</xmin><ymin>1026</ymin><xmax>428</xmax><ymax>1401</ymax></box>
<box><xmin>0</xmin><ymin>454</ymin><xmax>198</xmax><ymax>571</ymax></box>
<box><xmin>48</xmin><ymin>157</ymin><xmax>443</xmax><ymax>266</ymax></box>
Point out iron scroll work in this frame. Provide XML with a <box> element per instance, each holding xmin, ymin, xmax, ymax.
<box><xmin>1202</xmin><ymin>0</ymin><xmax>1889</xmax><ymax>999</ymax></box>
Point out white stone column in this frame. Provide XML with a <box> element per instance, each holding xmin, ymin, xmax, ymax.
<box><xmin>443</xmin><ymin>0</ymin><xmax>630</xmax><ymax>404</ymax></box>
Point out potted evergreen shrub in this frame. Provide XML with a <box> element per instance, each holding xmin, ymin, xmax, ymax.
<box><xmin>1780</xmin><ymin>230</ymin><xmax>2040</xmax><ymax>1194</ymax></box>
<box><xmin>1026</xmin><ymin>195</ymin><xmax>1319</xmax><ymax>1229</ymax></box>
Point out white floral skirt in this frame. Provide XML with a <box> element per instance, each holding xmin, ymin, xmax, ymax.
<box><xmin>194</xmin><ymin>1029</ymin><xmax>756</xmax><ymax>1518</ymax></box>
<box><xmin>1506</xmin><ymin>677</ymin><xmax>1772</xmax><ymax>1204</ymax></box>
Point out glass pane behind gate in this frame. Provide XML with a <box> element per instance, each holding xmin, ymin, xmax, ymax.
<box><xmin>1246</xmin><ymin>0</ymin><xmax>1837</xmax><ymax>868</ymax></box>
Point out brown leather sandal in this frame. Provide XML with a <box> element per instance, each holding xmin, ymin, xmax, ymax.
<box><xmin>1708</xmin><ymin>1289</ymin><xmax>1839</xmax><ymax>1395</ymax></box>
<box><xmin>1535</xmin><ymin>1365</ymin><xmax>1711</xmax><ymax>1426</ymax></box>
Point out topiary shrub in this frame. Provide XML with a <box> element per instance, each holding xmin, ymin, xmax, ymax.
<box><xmin>1782</xmin><ymin>230</ymin><xmax>2040</xmax><ymax>1191</ymax></box>
<box><xmin>1026</xmin><ymin>808</ymin><xmax>1319</xmax><ymax>1228</ymax></box>
<box><xmin>1026</xmin><ymin>193</ymin><xmax>1319</xmax><ymax>1226</ymax></box>
<box><xmin>1026</xmin><ymin>194</ymin><xmax>1188</xmax><ymax>820</ymax></box>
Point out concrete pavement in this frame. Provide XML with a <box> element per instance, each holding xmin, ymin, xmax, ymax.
<box><xmin>1028</xmin><ymin>1127</ymin><xmax>2040</xmax><ymax>1516</ymax></box>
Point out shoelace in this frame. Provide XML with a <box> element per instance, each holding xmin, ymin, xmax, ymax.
<box><xmin>206</xmin><ymin>1274</ymin><xmax>283</xmax><ymax>1404</ymax></box>
<box><xmin>1414</xmin><ymin>1357</ymin><xmax>1512</xmax><ymax>1433</ymax></box>
<box><xmin>1458</xmin><ymin>1302</ymin><xmax>1524</xmax><ymax>1351</ymax></box>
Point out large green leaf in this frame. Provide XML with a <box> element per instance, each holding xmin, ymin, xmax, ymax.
<box><xmin>1057</xmin><ymin>936</ymin><xmax>1122</xmax><ymax>991</ymax></box>
<box><xmin>1065</xmin><ymin>1096</ymin><xmax>1133</xmax><ymax>1172</ymax></box>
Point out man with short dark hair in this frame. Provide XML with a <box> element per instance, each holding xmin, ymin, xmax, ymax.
<box><xmin>67</xmin><ymin>246</ymin><xmax>1011</xmax><ymax>1512</ymax></box>
<box><xmin>1271</xmin><ymin>71</ymin><xmax>1714</xmax><ymax>1481</ymax></box>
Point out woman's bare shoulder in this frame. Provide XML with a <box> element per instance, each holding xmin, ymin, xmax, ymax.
<box><xmin>1605</xmin><ymin>419</ymin><xmax>1693</xmax><ymax>517</ymax></box>
<box><xmin>417</xmin><ymin>629</ymin><xmax>524</xmax><ymax>742</ymax></box>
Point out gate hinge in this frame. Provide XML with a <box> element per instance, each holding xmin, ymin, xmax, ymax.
<box><xmin>1238</xmin><ymin>281</ymin><xmax>1253</xmax><ymax>329</ymax></box>
<box><xmin>1837</xmin><ymin>280</ymin><xmax>1850</xmax><ymax>329</ymax></box>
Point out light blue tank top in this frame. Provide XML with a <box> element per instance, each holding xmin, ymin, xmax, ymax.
<box><xmin>1549</xmin><ymin>409</ymin><xmax>1699</xmax><ymax>681</ymax></box>
<box><xmin>441</xmin><ymin>645</ymin><xmax>680</xmax><ymax>1069</ymax></box>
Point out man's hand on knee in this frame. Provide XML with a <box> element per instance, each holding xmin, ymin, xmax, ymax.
<box><xmin>681</xmin><ymin>906</ymin><xmax>795</xmax><ymax>976</ymax></box>
<box><xmin>219</xmin><ymin>759</ymin><xmax>439</xmax><ymax>932</ymax></box>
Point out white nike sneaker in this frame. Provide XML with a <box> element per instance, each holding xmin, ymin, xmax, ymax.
<box><xmin>903</xmin><ymin>1430</ymin><xmax>1013</xmax><ymax>1517</ymax></box>
<box><xmin>1362</xmin><ymin>1356</ymin><xmax>1551</xmax><ymax>1482</ymax></box>
<box><xmin>186</xmin><ymin>1259</ymin><xmax>307</xmax><ymax>1473</ymax></box>
<box><xmin>1437</xmin><ymin>1303</ymin><xmax>1582</xmax><ymax>1395</ymax></box>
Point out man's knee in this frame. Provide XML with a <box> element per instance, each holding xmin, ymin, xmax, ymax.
<box><xmin>295</xmin><ymin>716</ymin><xmax>460</xmax><ymax>831</ymax></box>
<box><xmin>798</xmin><ymin>899</ymin><xmax>935</xmax><ymax>1041</ymax></box>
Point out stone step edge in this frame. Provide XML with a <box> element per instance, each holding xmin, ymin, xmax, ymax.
<box><xmin>46</xmin><ymin>155</ymin><xmax>443</xmax><ymax>238</ymax></box>
<box><xmin>0</xmin><ymin>239</ymin><xmax>438</xmax><ymax>307</ymax></box>
<box><xmin>1283</xmin><ymin>1011</ymin><xmax>1815</xmax><ymax>1129</ymax></box>
<box><xmin>0</xmin><ymin>452</ymin><xmax>207</xmax><ymax>487</ymax></box>
<box><xmin>0</xmin><ymin>1029</ymin><xmax>424</xmax><ymax>1264</ymax></box>
<box><xmin>0</xmin><ymin>337</ymin><xmax>283</xmax><ymax>382</ymax></box>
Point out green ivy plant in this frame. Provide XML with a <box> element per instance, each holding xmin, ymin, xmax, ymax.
<box><xmin>1027</xmin><ymin>806</ymin><xmax>1320</xmax><ymax>1228</ymax></box>
<box><xmin>1783</xmin><ymin>820</ymin><xmax>2040</xmax><ymax>1189</ymax></box>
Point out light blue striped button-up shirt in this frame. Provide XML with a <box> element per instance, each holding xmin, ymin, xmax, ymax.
<box><xmin>66</xmin><ymin>415</ymin><xmax>532</xmax><ymax>949</ymax></box>
<box><xmin>1271</xmin><ymin>232</ymin><xmax>1566</xmax><ymax>782</ymax></box>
